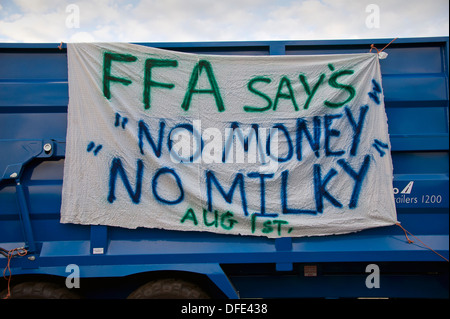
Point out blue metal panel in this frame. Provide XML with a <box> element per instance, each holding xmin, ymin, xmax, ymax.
<box><xmin>0</xmin><ymin>37</ymin><xmax>448</xmax><ymax>298</ymax></box>
<box><xmin>231</xmin><ymin>271</ymin><xmax>449</xmax><ymax>298</ymax></box>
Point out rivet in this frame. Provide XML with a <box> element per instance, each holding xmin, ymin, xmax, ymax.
<box><xmin>43</xmin><ymin>143</ymin><xmax>52</xmax><ymax>153</ymax></box>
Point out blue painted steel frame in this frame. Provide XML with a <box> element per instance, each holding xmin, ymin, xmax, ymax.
<box><xmin>0</xmin><ymin>37</ymin><xmax>448</xmax><ymax>298</ymax></box>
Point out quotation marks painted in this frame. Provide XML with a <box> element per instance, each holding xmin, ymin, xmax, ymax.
<box><xmin>87</xmin><ymin>114</ymin><xmax>128</xmax><ymax>159</ymax></box>
<box><xmin>87</xmin><ymin>113</ymin><xmax>127</xmax><ymax>157</ymax></box>
<box><xmin>115</xmin><ymin>113</ymin><xmax>128</xmax><ymax>129</ymax></box>
<box><xmin>368</xmin><ymin>79</ymin><xmax>382</xmax><ymax>105</ymax></box>
<box><xmin>87</xmin><ymin>141</ymin><xmax>102</xmax><ymax>156</ymax></box>
<box><xmin>368</xmin><ymin>79</ymin><xmax>387</xmax><ymax>156</ymax></box>
<box><xmin>372</xmin><ymin>139</ymin><xmax>389</xmax><ymax>157</ymax></box>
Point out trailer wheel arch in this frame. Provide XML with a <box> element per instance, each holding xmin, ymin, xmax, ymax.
<box><xmin>0</xmin><ymin>266</ymin><xmax>236</xmax><ymax>299</ymax></box>
<box><xmin>0</xmin><ymin>281</ymin><xmax>80</xmax><ymax>299</ymax></box>
<box><xmin>126</xmin><ymin>277</ymin><xmax>210</xmax><ymax>299</ymax></box>
<box><xmin>125</xmin><ymin>270</ymin><xmax>230</xmax><ymax>299</ymax></box>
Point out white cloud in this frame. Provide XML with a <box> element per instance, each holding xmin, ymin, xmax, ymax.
<box><xmin>69</xmin><ymin>31</ymin><xmax>95</xmax><ymax>42</ymax></box>
<box><xmin>13</xmin><ymin>0</ymin><xmax>63</xmax><ymax>13</ymax></box>
<box><xmin>255</xmin><ymin>0</ymin><xmax>448</xmax><ymax>40</ymax></box>
<box><xmin>0</xmin><ymin>0</ymin><xmax>448</xmax><ymax>43</ymax></box>
<box><xmin>0</xmin><ymin>10</ymin><xmax>67</xmax><ymax>42</ymax></box>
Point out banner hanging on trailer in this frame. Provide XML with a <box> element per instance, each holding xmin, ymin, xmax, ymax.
<box><xmin>61</xmin><ymin>42</ymin><xmax>397</xmax><ymax>238</ymax></box>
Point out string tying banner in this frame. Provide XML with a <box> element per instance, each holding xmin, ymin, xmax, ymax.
<box><xmin>396</xmin><ymin>222</ymin><xmax>449</xmax><ymax>262</ymax></box>
<box><xmin>369</xmin><ymin>37</ymin><xmax>398</xmax><ymax>59</ymax></box>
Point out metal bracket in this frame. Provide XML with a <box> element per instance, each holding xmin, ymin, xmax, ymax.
<box><xmin>0</xmin><ymin>139</ymin><xmax>65</xmax><ymax>182</ymax></box>
<box><xmin>275</xmin><ymin>237</ymin><xmax>293</xmax><ymax>271</ymax></box>
<box><xmin>0</xmin><ymin>138</ymin><xmax>65</xmax><ymax>254</ymax></box>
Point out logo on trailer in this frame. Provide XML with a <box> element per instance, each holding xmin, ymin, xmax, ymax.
<box><xmin>394</xmin><ymin>181</ymin><xmax>414</xmax><ymax>195</ymax></box>
<box><xmin>400</xmin><ymin>181</ymin><xmax>414</xmax><ymax>194</ymax></box>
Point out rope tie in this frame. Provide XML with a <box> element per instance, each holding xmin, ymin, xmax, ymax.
<box><xmin>396</xmin><ymin>222</ymin><xmax>449</xmax><ymax>262</ymax></box>
<box><xmin>369</xmin><ymin>37</ymin><xmax>398</xmax><ymax>53</ymax></box>
<box><xmin>1</xmin><ymin>247</ymin><xmax>28</xmax><ymax>299</ymax></box>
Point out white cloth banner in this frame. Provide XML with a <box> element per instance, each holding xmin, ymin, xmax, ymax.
<box><xmin>61</xmin><ymin>42</ymin><xmax>397</xmax><ymax>238</ymax></box>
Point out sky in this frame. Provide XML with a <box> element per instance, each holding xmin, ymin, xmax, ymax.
<box><xmin>0</xmin><ymin>0</ymin><xmax>448</xmax><ymax>43</ymax></box>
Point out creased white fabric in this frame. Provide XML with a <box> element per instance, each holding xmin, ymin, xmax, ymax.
<box><xmin>61</xmin><ymin>42</ymin><xmax>397</xmax><ymax>238</ymax></box>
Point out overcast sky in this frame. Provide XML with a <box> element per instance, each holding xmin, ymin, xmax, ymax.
<box><xmin>0</xmin><ymin>0</ymin><xmax>448</xmax><ymax>43</ymax></box>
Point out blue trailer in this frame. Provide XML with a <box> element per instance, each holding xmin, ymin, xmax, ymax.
<box><xmin>0</xmin><ymin>37</ymin><xmax>448</xmax><ymax>299</ymax></box>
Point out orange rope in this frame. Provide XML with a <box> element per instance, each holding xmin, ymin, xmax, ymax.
<box><xmin>396</xmin><ymin>222</ymin><xmax>449</xmax><ymax>262</ymax></box>
<box><xmin>369</xmin><ymin>44</ymin><xmax>379</xmax><ymax>54</ymax></box>
<box><xmin>396</xmin><ymin>222</ymin><xmax>414</xmax><ymax>243</ymax></box>
<box><xmin>2</xmin><ymin>247</ymin><xmax>28</xmax><ymax>299</ymax></box>
<box><xmin>370</xmin><ymin>37</ymin><xmax>398</xmax><ymax>53</ymax></box>
<box><xmin>380</xmin><ymin>37</ymin><xmax>398</xmax><ymax>52</ymax></box>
